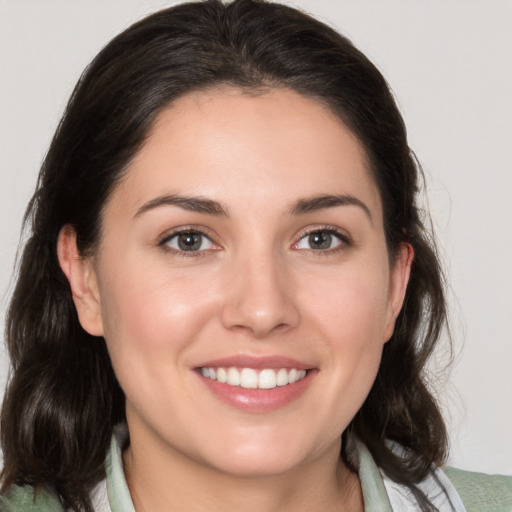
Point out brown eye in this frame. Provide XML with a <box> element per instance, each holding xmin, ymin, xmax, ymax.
<box><xmin>308</xmin><ymin>231</ymin><xmax>333</xmax><ymax>250</ymax></box>
<box><xmin>163</xmin><ymin>231</ymin><xmax>215</xmax><ymax>252</ymax></box>
<box><xmin>177</xmin><ymin>232</ymin><xmax>202</xmax><ymax>251</ymax></box>
<box><xmin>295</xmin><ymin>229</ymin><xmax>347</xmax><ymax>251</ymax></box>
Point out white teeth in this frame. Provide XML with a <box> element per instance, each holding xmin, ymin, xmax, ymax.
<box><xmin>258</xmin><ymin>369</ymin><xmax>277</xmax><ymax>389</ymax></box>
<box><xmin>240</xmin><ymin>368</ymin><xmax>258</xmax><ymax>389</ymax></box>
<box><xmin>216</xmin><ymin>367</ymin><xmax>227</xmax><ymax>383</ymax></box>
<box><xmin>200</xmin><ymin>367</ymin><xmax>308</xmax><ymax>389</ymax></box>
<box><xmin>276</xmin><ymin>368</ymin><xmax>288</xmax><ymax>386</ymax></box>
<box><xmin>227</xmin><ymin>367</ymin><xmax>240</xmax><ymax>386</ymax></box>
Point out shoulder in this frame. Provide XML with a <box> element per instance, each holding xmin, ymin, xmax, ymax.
<box><xmin>0</xmin><ymin>484</ymin><xmax>64</xmax><ymax>512</ymax></box>
<box><xmin>444</xmin><ymin>467</ymin><xmax>512</xmax><ymax>512</ymax></box>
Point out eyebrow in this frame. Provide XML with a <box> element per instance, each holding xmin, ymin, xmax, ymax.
<box><xmin>134</xmin><ymin>194</ymin><xmax>229</xmax><ymax>218</ymax></box>
<box><xmin>134</xmin><ymin>192</ymin><xmax>371</xmax><ymax>222</ymax></box>
<box><xmin>289</xmin><ymin>194</ymin><xmax>372</xmax><ymax>222</ymax></box>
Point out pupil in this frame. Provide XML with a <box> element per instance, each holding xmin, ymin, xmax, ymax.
<box><xmin>309</xmin><ymin>231</ymin><xmax>331</xmax><ymax>249</ymax></box>
<box><xmin>178</xmin><ymin>233</ymin><xmax>201</xmax><ymax>251</ymax></box>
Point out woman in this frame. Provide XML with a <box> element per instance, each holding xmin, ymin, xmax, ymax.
<box><xmin>1</xmin><ymin>1</ymin><xmax>510</xmax><ymax>511</ymax></box>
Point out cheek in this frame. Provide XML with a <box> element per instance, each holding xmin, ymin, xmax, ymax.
<box><xmin>303</xmin><ymin>262</ymin><xmax>391</xmax><ymax>346</ymax></box>
<box><xmin>299</xmin><ymin>261</ymin><xmax>391</xmax><ymax>408</ymax></box>
<box><xmin>96</xmin><ymin>256</ymin><xmax>219</xmax><ymax>377</ymax></box>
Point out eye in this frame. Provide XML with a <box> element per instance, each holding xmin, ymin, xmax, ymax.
<box><xmin>161</xmin><ymin>230</ymin><xmax>217</xmax><ymax>253</ymax></box>
<box><xmin>294</xmin><ymin>229</ymin><xmax>348</xmax><ymax>251</ymax></box>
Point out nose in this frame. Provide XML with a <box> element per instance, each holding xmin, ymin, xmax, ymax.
<box><xmin>220</xmin><ymin>252</ymin><xmax>300</xmax><ymax>339</ymax></box>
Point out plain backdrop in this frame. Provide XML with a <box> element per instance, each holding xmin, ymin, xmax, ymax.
<box><xmin>0</xmin><ymin>0</ymin><xmax>511</xmax><ymax>474</ymax></box>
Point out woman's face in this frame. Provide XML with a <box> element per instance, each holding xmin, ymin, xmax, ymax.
<box><xmin>66</xmin><ymin>88</ymin><xmax>411</xmax><ymax>477</ymax></box>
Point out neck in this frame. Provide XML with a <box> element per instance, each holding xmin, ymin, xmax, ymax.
<box><xmin>123</xmin><ymin>426</ymin><xmax>363</xmax><ymax>512</ymax></box>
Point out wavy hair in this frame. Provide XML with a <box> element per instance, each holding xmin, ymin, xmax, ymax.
<box><xmin>1</xmin><ymin>1</ymin><xmax>448</xmax><ymax>510</ymax></box>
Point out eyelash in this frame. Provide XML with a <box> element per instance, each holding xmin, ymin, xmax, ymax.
<box><xmin>158</xmin><ymin>227</ymin><xmax>219</xmax><ymax>257</ymax></box>
<box><xmin>157</xmin><ymin>225</ymin><xmax>351</xmax><ymax>257</ymax></box>
<box><xmin>293</xmin><ymin>226</ymin><xmax>351</xmax><ymax>254</ymax></box>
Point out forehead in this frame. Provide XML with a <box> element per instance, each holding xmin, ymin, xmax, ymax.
<box><xmin>109</xmin><ymin>87</ymin><xmax>381</xmax><ymax>220</ymax></box>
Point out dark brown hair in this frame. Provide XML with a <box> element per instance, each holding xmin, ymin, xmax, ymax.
<box><xmin>1</xmin><ymin>1</ymin><xmax>448</xmax><ymax>510</ymax></box>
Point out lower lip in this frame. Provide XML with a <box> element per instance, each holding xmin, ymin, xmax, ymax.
<box><xmin>197</xmin><ymin>370</ymin><xmax>316</xmax><ymax>413</ymax></box>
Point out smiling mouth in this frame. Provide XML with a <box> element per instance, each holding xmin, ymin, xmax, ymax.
<box><xmin>199</xmin><ymin>367</ymin><xmax>308</xmax><ymax>390</ymax></box>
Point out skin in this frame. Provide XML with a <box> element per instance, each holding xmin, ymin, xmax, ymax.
<box><xmin>58</xmin><ymin>87</ymin><xmax>412</xmax><ymax>512</ymax></box>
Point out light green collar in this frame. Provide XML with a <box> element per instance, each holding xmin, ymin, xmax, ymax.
<box><xmin>347</xmin><ymin>436</ymin><xmax>394</xmax><ymax>512</ymax></box>
<box><xmin>104</xmin><ymin>425</ymin><xmax>393</xmax><ymax>512</ymax></box>
<box><xmin>105</xmin><ymin>425</ymin><xmax>136</xmax><ymax>512</ymax></box>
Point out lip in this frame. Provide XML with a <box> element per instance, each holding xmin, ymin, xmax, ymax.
<box><xmin>195</xmin><ymin>354</ymin><xmax>313</xmax><ymax>371</ymax></box>
<box><xmin>194</xmin><ymin>354</ymin><xmax>317</xmax><ymax>413</ymax></box>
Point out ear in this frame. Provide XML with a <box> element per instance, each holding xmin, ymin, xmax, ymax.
<box><xmin>384</xmin><ymin>242</ymin><xmax>414</xmax><ymax>342</ymax></box>
<box><xmin>57</xmin><ymin>224</ymin><xmax>104</xmax><ymax>336</ymax></box>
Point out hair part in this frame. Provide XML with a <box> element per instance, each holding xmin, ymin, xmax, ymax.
<box><xmin>2</xmin><ymin>1</ymin><xmax>449</xmax><ymax>510</ymax></box>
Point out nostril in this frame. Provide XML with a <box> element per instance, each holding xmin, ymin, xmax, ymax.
<box><xmin>219</xmin><ymin>267</ymin><xmax>301</xmax><ymax>337</ymax></box>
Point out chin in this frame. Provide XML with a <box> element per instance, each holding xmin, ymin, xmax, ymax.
<box><xmin>205</xmin><ymin>451</ymin><xmax>306</xmax><ymax>478</ymax></box>
<box><xmin>194</xmin><ymin>429</ymin><xmax>331</xmax><ymax>478</ymax></box>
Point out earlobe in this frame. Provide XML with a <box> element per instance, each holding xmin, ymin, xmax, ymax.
<box><xmin>57</xmin><ymin>225</ymin><xmax>104</xmax><ymax>336</ymax></box>
<box><xmin>384</xmin><ymin>243</ymin><xmax>414</xmax><ymax>341</ymax></box>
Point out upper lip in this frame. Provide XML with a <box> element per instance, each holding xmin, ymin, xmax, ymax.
<box><xmin>195</xmin><ymin>354</ymin><xmax>314</xmax><ymax>371</ymax></box>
